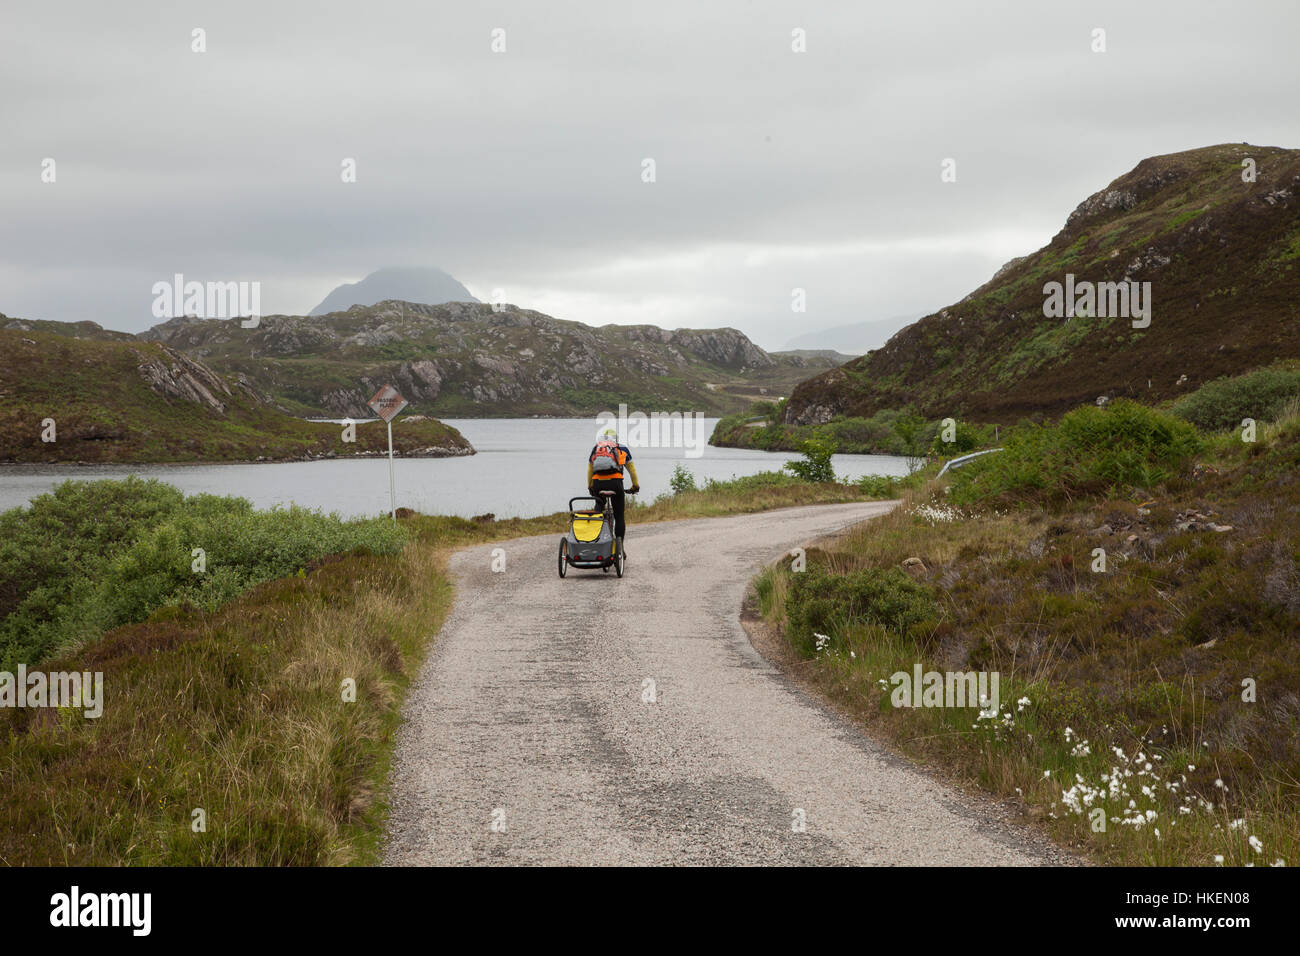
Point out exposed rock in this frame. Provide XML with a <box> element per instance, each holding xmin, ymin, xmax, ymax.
<box><xmin>134</xmin><ymin>345</ymin><xmax>233</xmax><ymax>413</ymax></box>
<box><xmin>1124</xmin><ymin>246</ymin><xmax>1173</xmax><ymax>277</ymax></box>
<box><xmin>1066</xmin><ymin>188</ymin><xmax>1139</xmax><ymax>229</ymax></box>
<box><xmin>139</xmin><ymin>301</ymin><xmax>849</xmax><ymax>417</ymax></box>
<box><xmin>1174</xmin><ymin>508</ymin><xmax>1232</xmax><ymax>533</ymax></box>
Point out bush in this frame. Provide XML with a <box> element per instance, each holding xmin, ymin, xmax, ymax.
<box><xmin>856</xmin><ymin>474</ymin><xmax>901</xmax><ymax>498</ymax></box>
<box><xmin>751</xmin><ymin>422</ymin><xmax>790</xmax><ymax>450</ymax></box>
<box><xmin>892</xmin><ymin>414</ymin><xmax>933</xmax><ymax>468</ymax></box>
<box><xmin>950</xmin><ymin>400</ymin><xmax>1203</xmax><ymax>504</ymax></box>
<box><xmin>669</xmin><ymin>464</ymin><xmax>697</xmax><ymax>495</ymax></box>
<box><xmin>929</xmin><ymin>419</ymin><xmax>995</xmax><ymax>455</ymax></box>
<box><xmin>0</xmin><ymin>479</ymin><xmax>407</xmax><ymax>668</ymax></box>
<box><xmin>785</xmin><ymin>437</ymin><xmax>838</xmax><ymax>483</ymax></box>
<box><xmin>786</xmin><ymin>566</ymin><xmax>938</xmax><ymax>651</ymax></box>
<box><xmin>817</xmin><ymin>416</ymin><xmax>895</xmax><ymax>454</ymax></box>
<box><xmin>1171</xmin><ymin>366</ymin><xmax>1300</xmax><ymax>431</ymax></box>
<box><xmin>818</xmin><ymin>409</ymin><xmax>938</xmax><ymax>457</ymax></box>
<box><xmin>702</xmin><ymin>471</ymin><xmax>799</xmax><ymax>492</ymax></box>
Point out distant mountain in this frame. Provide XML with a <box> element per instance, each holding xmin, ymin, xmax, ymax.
<box><xmin>785</xmin><ymin>143</ymin><xmax>1300</xmax><ymax>426</ymax></box>
<box><xmin>310</xmin><ymin>266</ymin><xmax>478</xmax><ymax>315</ymax></box>
<box><xmin>142</xmin><ymin>301</ymin><xmax>844</xmax><ymax>418</ymax></box>
<box><xmin>781</xmin><ymin>314</ymin><xmax>925</xmax><ymax>355</ymax></box>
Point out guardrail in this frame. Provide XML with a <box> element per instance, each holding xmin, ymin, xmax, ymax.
<box><xmin>936</xmin><ymin>448</ymin><xmax>1003</xmax><ymax>478</ymax></box>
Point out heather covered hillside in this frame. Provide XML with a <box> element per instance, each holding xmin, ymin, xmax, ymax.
<box><xmin>0</xmin><ymin>319</ymin><xmax>472</xmax><ymax>463</ymax></box>
<box><xmin>143</xmin><ymin>300</ymin><xmax>841</xmax><ymax>418</ymax></box>
<box><xmin>783</xmin><ymin>144</ymin><xmax>1300</xmax><ymax>427</ymax></box>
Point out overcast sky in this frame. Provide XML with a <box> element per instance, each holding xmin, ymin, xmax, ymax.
<box><xmin>2</xmin><ymin>0</ymin><xmax>1297</xmax><ymax>350</ymax></box>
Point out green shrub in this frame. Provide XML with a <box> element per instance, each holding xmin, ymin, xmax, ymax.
<box><xmin>669</xmin><ymin>464</ymin><xmax>697</xmax><ymax>495</ymax></box>
<box><xmin>856</xmin><ymin>474</ymin><xmax>901</xmax><ymax>498</ymax></box>
<box><xmin>1170</xmin><ymin>366</ymin><xmax>1300</xmax><ymax>431</ymax></box>
<box><xmin>817</xmin><ymin>416</ymin><xmax>896</xmax><ymax>454</ymax></box>
<box><xmin>784</xmin><ymin>437</ymin><xmax>838</xmax><ymax>483</ymax></box>
<box><xmin>892</xmin><ymin>413</ymin><xmax>933</xmax><ymax>467</ymax></box>
<box><xmin>786</xmin><ymin>566</ymin><xmax>938</xmax><ymax>651</ymax></box>
<box><xmin>929</xmin><ymin>419</ymin><xmax>995</xmax><ymax>455</ymax></box>
<box><xmin>752</xmin><ymin>422</ymin><xmax>789</xmax><ymax>450</ymax></box>
<box><xmin>950</xmin><ymin>400</ymin><xmax>1203</xmax><ymax>504</ymax></box>
<box><xmin>702</xmin><ymin>471</ymin><xmax>800</xmax><ymax>492</ymax></box>
<box><xmin>0</xmin><ymin>479</ymin><xmax>407</xmax><ymax>668</ymax></box>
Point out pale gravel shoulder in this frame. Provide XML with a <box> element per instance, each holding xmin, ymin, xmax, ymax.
<box><xmin>382</xmin><ymin>501</ymin><xmax>1079</xmax><ymax>866</ymax></box>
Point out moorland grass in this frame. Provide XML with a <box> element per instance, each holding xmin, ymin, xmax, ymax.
<box><xmin>0</xmin><ymin>471</ymin><xmax>894</xmax><ymax>865</ymax></box>
<box><xmin>755</xmin><ymin>401</ymin><xmax>1300</xmax><ymax>866</ymax></box>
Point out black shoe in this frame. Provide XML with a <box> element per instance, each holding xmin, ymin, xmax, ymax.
<box><xmin>617</xmin><ymin>536</ymin><xmax>625</xmax><ymax>557</ymax></box>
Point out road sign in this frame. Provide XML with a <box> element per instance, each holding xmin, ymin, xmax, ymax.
<box><xmin>367</xmin><ymin>384</ymin><xmax>409</xmax><ymax>423</ymax></box>
<box><xmin>366</xmin><ymin>384</ymin><xmax>407</xmax><ymax>520</ymax></box>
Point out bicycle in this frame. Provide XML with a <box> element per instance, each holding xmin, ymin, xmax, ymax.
<box><xmin>557</xmin><ymin>488</ymin><xmax>636</xmax><ymax>578</ymax></box>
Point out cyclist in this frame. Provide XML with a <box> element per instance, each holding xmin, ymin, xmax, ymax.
<box><xmin>587</xmin><ymin>427</ymin><xmax>639</xmax><ymax>553</ymax></box>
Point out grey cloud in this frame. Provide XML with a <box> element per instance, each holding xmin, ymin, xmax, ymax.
<box><xmin>2</xmin><ymin>0</ymin><xmax>1297</xmax><ymax>348</ymax></box>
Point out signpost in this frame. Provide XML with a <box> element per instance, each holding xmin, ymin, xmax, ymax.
<box><xmin>366</xmin><ymin>384</ymin><xmax>409</xmax><ymax>520</ymax></box>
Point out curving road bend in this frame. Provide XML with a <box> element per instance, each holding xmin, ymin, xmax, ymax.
<box><xmin>383</xmin><ymin>501</ymin><xmax>1068</xmax><ymax>866</ymax></box>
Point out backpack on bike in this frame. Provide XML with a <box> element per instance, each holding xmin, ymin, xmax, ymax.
<box><xmin>590</xmin><ymin>439</ymin><xmax>623</xmax><ymax>474</ymax></box>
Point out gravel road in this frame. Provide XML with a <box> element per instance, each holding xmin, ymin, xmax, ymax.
<box><xmin>383</xmin><ymin>501</ymin><xmax>1069</xmax><ymax>865</ymax></box>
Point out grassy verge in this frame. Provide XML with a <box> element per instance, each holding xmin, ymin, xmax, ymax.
<box><xmin>0</xmin><ymin>471</ymin><xmax>891</xmax><ymax>865</ymax></box>
<box><xmin>754</xmin><ymin>400</ymin><xmax>1300</xmax><ymax>866</ymax></box>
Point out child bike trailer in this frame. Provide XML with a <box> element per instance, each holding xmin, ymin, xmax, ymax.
<box><xmin>558</xmin><ymin>496</ymin><xmax>623</xmax><ymax>578</ymax></box>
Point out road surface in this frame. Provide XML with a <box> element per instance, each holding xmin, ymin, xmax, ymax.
<box><xmin>383</xmin><ymin>501</ymin><xmax>1067</xmax><ymax>865</ymax></box>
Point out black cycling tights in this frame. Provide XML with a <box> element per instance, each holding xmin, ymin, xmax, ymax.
<box><xmin>590</xmin><ymin>478</ymin><xmax>626</xmax><ymax>537</ymax></box>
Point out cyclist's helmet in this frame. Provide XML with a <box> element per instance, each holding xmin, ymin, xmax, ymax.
<box><xmin>600</xmin><ymin>427</ymin><xmax>619</xmax><ymax>442</ymax></box>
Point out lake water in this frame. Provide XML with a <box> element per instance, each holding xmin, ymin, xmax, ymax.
<box><xmin>0</xmin><ymin>419</ymin><xmax>910</xmax><ymax>520</ymax></box>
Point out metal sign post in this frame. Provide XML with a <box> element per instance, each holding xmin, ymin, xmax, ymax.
<box><xmin>366</xmin><ymin>384</ymin><xmax>409</xmax><ymax>522</ymax></box>
<box><xmin>387</xmin><ymin>418</ymin><xmax>396</xmax><ymax>520</ymax></box>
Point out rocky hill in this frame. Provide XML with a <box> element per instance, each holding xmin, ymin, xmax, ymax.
<box><xmin>783</xmin><ymin>144</ymin><xmax>1300</xmax><ymax>426</ymax></box>
<box><xmin>0</xmin><ymin>316</ymin><xmax>473</xmax><ymax>463</ymax></box>
<box><xmin>142</xmin><ymin>300</ymin><xmax>842</xmax><ymax>418</ymax></box>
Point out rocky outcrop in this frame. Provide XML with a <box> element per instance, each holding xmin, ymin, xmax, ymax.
<box><xmin>138</xmin><ymin>299</ymin><xmax>829</xmax><ymax>416</ymax></box>
<box><xmin>133</xmin><ymin>345</ymin><xmax>234</xmax><ymax>413</ymax></box>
